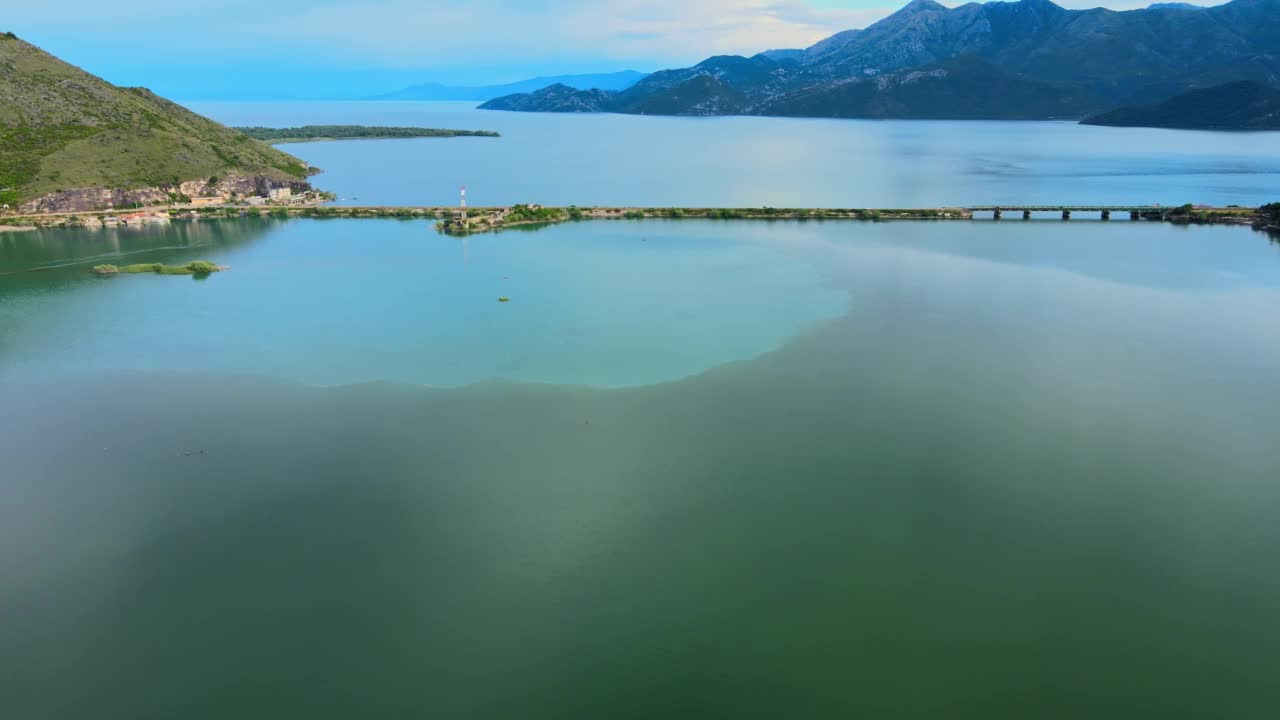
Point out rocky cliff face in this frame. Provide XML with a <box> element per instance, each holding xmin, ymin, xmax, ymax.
<box><xmin>17</xmin><ymin>174</ymin><xmax>313</xmax><ymax>214</ymax></box>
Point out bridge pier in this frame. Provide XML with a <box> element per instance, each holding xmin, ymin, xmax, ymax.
<box><xmin>965</xmin><ymin>206</ymin><xmax>1165</xmax><ymax>222</ymax></box>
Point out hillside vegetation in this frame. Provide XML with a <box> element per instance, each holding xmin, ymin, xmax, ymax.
<box><xmin>0</xmin><ymin>33</ymin><xmax>309</xmax><ymax>208</ymax></box>
<box><xmin>1082</xmin><ymin>81</ymin><xmax>1280</xmax><ymax>130</ymax></box>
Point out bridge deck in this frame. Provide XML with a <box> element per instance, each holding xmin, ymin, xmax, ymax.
<box><xmin>967</xmin><ymin>206</ymin><xmax>1168</xmax><ymax>212</ymax></box>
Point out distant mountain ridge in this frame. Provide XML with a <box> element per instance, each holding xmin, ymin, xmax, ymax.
<box><xmin>480</xmin><ymin>0</ymin><xmax>1280</xmax><ymax>121</ymax></box>
<box><xmin>1082</xmin><ymin>81</ymin><xmax>1280</xmax><ymax>129</ymax></box>
<box><xmin>374</xmin><ymin>71</ymin><xmax>647</xmax><ymax>101</ymax></box>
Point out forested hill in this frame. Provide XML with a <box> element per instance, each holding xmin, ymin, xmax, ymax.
<box><xmin>1</xmin><ymin>32</ymin><xmax>310</xmax><ymax>211</ymax></box>
<box><xmin>1082</xmin><ymin>81</ymin><xmax>1280</xmax><ymax>130</ymax></box>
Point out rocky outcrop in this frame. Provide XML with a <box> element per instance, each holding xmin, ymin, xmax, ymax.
<box><xmin>1254</xmin><ymin>218</ymin><xmax>1280</xmax><ymax>235</ymax></box>
<box><xmin>18</xmin><ymin>174</ymin><xmax>313</xmax><ymax>214</ymax></box>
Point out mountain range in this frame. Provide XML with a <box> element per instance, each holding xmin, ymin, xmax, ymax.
<box><xmin>373</xmin><ymin>70</ymin><xmax>647</xmax><ymax>101</ymax></box>
<box><xmin>480</xmin><ymin>0</ymin><xmax>1280</xmax><ymax>121</ymax></box>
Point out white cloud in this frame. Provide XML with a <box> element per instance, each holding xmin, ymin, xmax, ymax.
<box><xmin>256</xmin><ymin>0</ymin><xmax>896</xmax><ymax>67</ymax></box>
<box><xmin>205</xmin><ymin>0</ymin><xmax>1236</xmax><ymax>68</ymax></box>
<box><xmin>10</xmin><ymin>0</ymin><xmax>1236</xmax><ymax>76</ymax></box>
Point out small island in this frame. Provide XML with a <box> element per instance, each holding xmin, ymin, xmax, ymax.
<box><xmin>235</xmin><ymin>125</ymin><xmax>501</xmax><ymax>143</ymax></box>
<box><xmin>93</xmin><ymin>260</ymin><xmax>225</xmax><ymax>276</ymax></box>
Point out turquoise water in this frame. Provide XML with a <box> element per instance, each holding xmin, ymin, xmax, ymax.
<box><xmin>186</xmin><ymin>100</ymin><xmax>1280</xmax><ymax>208</ymax></box>
<box><xmin>5</xmin><ymin>217</ymin><xmax>1280</xmax><ymax>717</ymax></box>
<box><xmin>0</xmin><ymin>219</ymin><xmax>845</xmax><ymax>387</ymax></box>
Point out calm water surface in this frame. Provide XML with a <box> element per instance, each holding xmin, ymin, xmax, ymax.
<box><xmin>4</xmin><ymin>217</ymin><xmax>1280</xmax><ymax>717</ymax></box>
<box><xmin>0</xmin><ymin>218</ymin><xmax>844</xmax><ymax>387</ymax></box>
<box><xmin>186</xmin><ymin>100</ymin><xmax>1280</xmax><ymax>208</ymax></box>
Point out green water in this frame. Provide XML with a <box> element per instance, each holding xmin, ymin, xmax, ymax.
<box><xmin>3</xmin><ymin>219</ymin><xmax>1280</xmax><ymax>718</ymax></box>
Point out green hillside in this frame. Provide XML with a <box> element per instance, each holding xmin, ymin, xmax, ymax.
<box><xmin>0</xmin><ymin>32</ymin><xmax>309</xmax><ymax>208</ymax></box>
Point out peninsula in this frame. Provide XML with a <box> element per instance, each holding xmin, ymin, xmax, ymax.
<box><xmin>235</xmin><ymin>125</ymin><xmax>501</xmax><ymax>143</ymax></box>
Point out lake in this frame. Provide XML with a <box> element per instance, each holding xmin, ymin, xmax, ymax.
<box><xmin>4</xmin><ymin>214</ymin><xmax>1280</xmax><ymax>717</ymax></box>
<box><xmin>0</xmin><ymin>218</ymin><xmax>846</xmax><ymax>387</ymax></box>
<box><xmin>186</xmin><ymin>100</ymin><xmax>1280</xmax><ymax>208</ymax></box>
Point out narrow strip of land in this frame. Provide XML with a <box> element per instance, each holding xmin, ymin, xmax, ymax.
<box><xmin>234</xmin><ymin>126</ymin><xmax>501</xmax><ymax>143</ymax></box>
<box><xmin>3</xmin><ymin>204</ymin><xmax>1276</xmax><ymax>236</ymax></box>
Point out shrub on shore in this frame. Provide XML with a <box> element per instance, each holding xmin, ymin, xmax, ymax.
<box><xmin>184</xmin><ymin>260</ymin><xmax>220</xmax><ymax>274</ymax></box>
<box><xmin>507</xmin><ymin>204</ymin><xmax>565</xmax><ymax>222</ymax></box>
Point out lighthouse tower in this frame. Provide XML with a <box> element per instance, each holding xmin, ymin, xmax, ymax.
<box><xmin>459</xmin><ymin>185</ymin><xmax>467</xmax><ymax>224</ymax></box>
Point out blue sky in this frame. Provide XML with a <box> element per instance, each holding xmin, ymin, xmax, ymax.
<box><xmin>6</xmin><ymin>0</ymin><xmax>1221</xmax><ymax>98</ymax></box>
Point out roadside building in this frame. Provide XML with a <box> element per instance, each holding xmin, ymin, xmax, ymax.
<box><xmin>190</xmin><ymin>196</ymin><xmax>222</xmax><ymax>207</ymax></box>
<box><xmin>268</xmin><ymin>187</ymin><xmax>292</xmax><ymax>201</ymax></box>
